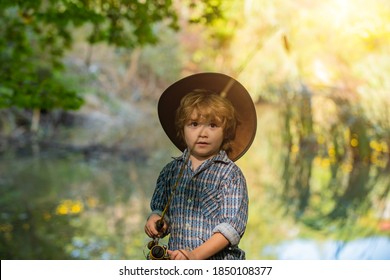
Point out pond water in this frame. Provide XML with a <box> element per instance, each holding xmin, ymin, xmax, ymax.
<box><xmin>265</xmin><ymin>236</ymin><xmax>390</xmax><ymax>260</ymax></box>
<box><xmin>0</xmin><ymin>144</ymin><xmax>162</xmax><ymax>260</ymax></box>
<box><xmin>1</xmin><ymin>143</ymin><xmax>389</xmax><ymax>260</ymax></box>
<box><xmin>1</xmin><ymin>103</ymin><xmax>389</xmax><ymax>260</ymax></box>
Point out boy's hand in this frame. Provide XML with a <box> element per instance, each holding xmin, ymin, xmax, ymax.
<box><xmin>167</xmin><ymin>249</ymin><xmax>194</xmax><ymax>260</ymax></box>
<box><xmin>144</xmin><ymin>214</ymin><xmax>167</xmax><ymax>238</ymax></box>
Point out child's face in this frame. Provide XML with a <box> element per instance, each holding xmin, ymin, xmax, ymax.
<box><xmin>183</xmin><ymin>109</ymin><xmax>224</xmax><ymax>161</ymax></box>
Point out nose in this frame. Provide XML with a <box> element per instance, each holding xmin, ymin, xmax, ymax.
<box><xmin>198</xmin><ymin>125</ymin><xmax>208</xmax><ymax>138</ymax></box>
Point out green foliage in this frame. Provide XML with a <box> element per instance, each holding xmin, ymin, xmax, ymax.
<box><xmin>0</xmin><ymin>2</ymin><xmax>84</xmax><ymax>111</ymax></box>
<box><xmin>0</xmin><ymin>0</ymin><xmax>224</xmax><ymax>115</ymax></box>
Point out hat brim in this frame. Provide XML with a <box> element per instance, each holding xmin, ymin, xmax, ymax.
<box><xmin>158</xmin><ymin>72</ymin><xmax>257</xmax><ymax>162</ymax></box>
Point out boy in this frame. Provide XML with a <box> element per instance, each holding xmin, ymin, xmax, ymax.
<box><xmin>145</xmin><ymin>73</ymin><xmax>257</xmax><ymax>260</ymax></box>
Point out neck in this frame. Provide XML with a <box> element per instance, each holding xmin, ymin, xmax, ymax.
<box><xmin>190</xmin><ymin>156</ymin><xmax>205</xmax><ymax>171</ymax></box>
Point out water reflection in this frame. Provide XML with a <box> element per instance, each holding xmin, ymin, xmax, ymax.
<box><xmin>265</xmin><ymin>236</ymin><xmax>390</xmax><ymax>260</ymax></box>
<box><xmin>1</xmin><ymin>96</ymin><xmax>389</xmax><ymax>259</ymax></box>
<box><xmin>274</xmin><ymin>87</ymin><xmax>390</xmax><ymax>239</ymax></box>
<box><xmin>0</xmin><ymin>145</ymin><xmax>159</xmax><ymax>259</ymax></box>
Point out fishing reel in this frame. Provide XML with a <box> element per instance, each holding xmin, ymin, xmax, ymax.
<box><xmin>146</xmin><ymin>238</ymin><xmax>170</xmax><ymax>260</ymax></box>
<box><xmin>145</xmin><ymin>217</ymin><xmax>170</xmax><ymax>259</ymax></box>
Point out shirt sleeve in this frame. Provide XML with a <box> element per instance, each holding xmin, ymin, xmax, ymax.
<box><xmin>212</xmin><ymin>166</ymin><xmax>248</xmax><ymax>246</ymax></box>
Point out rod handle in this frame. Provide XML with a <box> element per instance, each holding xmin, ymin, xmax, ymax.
<box><xmin>156</xmin><ymin>219</ymin><xmax>164</xmax><ymax>232</ymax></box>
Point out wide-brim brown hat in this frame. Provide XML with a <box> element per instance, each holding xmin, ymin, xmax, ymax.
<box><xmin>158</xmin><ymin>72</ymin><xmax>257</xmax><ymax>162</ymax></box>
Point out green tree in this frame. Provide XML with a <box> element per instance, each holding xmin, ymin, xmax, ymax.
<box><xmin>0</xmin><ymin>0</ymin><xmax>224</xmax><ymax>132</ymax></box>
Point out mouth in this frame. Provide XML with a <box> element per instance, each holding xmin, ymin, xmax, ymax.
<box><xmin>196</xmin><ymin>142</ymin><xmax>209</xmax><ymax>145</ymax></box>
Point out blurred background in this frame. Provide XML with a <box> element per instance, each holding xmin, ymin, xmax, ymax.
<box><xmin>1</xmin><ymin>0</ymin><xmax>389</xmax><ymax>260</ymax></box>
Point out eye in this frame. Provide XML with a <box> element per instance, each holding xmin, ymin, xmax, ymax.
<box><xmin>189</xmin><ymin>121</ymin><xmax>199</xmax><ymax>127</ymax></box>
<box><xmin>209</xmin><ymin>123</ymin><xmax>219</xmax><ymax>128</ymax></box>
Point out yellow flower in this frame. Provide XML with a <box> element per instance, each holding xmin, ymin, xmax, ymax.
<box><xmin>350</xmin><ymin>138</ymin><xmax>359</xmax><ymax>147</ymax></box>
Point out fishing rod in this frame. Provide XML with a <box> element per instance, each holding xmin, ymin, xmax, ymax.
<box><xmin>155</xmin><ymin>150</ymin><xmax>191</xmax><ymax>231</ymax></box>
<box><xmin>146</xmin><ymin>131</ymin><xmax>200</xmax><ymax>260</ymax></box>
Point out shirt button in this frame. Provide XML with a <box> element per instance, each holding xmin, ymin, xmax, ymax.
<box><xmin>187</xmin><ymin>199</ymin><xmax>192</xmax><ymax>203</ymax></box>
<box><xmin>185</xmin><ymin>223</ymin><xmax>190</xmax><ymax>229</ymax></box>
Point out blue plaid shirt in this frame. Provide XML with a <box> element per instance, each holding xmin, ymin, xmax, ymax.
<box><xmin>150</xmin><ymin>149</ymin><xmax>248</xmax><ymax>260</ymax></box>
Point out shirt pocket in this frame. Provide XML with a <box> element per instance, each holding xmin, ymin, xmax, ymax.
<box><xmin>200</xmin><ymin>185</ymin><xmax>221</xmax><ymax>219</ymax></box>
